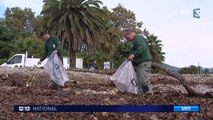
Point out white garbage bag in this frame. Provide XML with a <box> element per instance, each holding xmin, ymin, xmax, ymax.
<box><xmin>110</xmin><ymin>60</ymin><xmax>138</xmax><ymax>94</ymax></box>
<box><xmin>44</xmin><ymin>53</ymin><xmax>69</xmax><ymax>86</ymax></box>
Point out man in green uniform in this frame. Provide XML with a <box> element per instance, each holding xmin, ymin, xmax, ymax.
<box><xmin>124</xmin><ymin>29</ymin><xmax>153</xmax><ymax>94</ymax></box>
<box><xmin>38</xmin><ymin>31</ymin><xmax>63</xmax><ymax>90</ymax></box>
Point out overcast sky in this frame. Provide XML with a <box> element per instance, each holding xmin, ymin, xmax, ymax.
<box><xmin>0</xmin><ymin>0</ymin><xmax>212</xmax><ymax>68</ymax></box>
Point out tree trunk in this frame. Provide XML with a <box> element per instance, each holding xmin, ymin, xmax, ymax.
<box><xmin>152</xmin><ymin>62</ymin><xmax>212</xmax><ymax>97</ymax></box>
<box><xmin>69</xmin><ymin>49</ymin><xmax>76</xmax><ymax>68</ymax></box>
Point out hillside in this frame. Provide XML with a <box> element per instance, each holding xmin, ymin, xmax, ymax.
<box><xmin>163</xmin><ymin>63</ymin><xmax>180</xmax><ymax>73</ymax></box>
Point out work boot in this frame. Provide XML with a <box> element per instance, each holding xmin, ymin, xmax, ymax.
<box><xmin>144</xmin><ymin>91</ymin><xmax>154</xmax><ymax>95</ymax></box>
<box><xmin>50</xmin><ymin>82</ymin><xmax>63</xmax><ymax>90</ymax></box>
<box><xmin>50</xmin><ymin>82</ymin><xmax>58</xmax><ymax>90</ymax></box>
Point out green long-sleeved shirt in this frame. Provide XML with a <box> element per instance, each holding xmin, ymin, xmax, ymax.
<box><xmin>40</xmin><ymin>36</ymin><xmax>63</xmax><ymax>62</ymax></box>
<box><xmin>130</xmin><ymin>34</ymin><xmax>151</xmax><ymax>66</ymax></box>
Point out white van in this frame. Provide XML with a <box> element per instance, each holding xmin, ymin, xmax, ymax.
<box><xmin>1</xmin><ymin>52</ymin><xmax>83</xmax><ymax>69</ymax></box>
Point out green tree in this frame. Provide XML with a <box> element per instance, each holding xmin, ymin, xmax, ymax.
<box><xmin>204</xmin><ymin>68</ymin><xmax>209</xmax><ymax>74</ymax></box>
<box><xmin>109</xmin><ymin>5</ymin><xmax>165</xmax><ymax>65</ymax></box>
<box><xmin>4</xmin><ymin>7</ymin><xmax>35</xmax><ymax>33</ymax></box>
<box><xmin>178</xmin><ymin>65</ymin><xmax>199</xmax><ymax>74</ymax></box>
<box><xmin>85</xmin><ymin>7</ymin><xmax>121</xmax><ymax>69</ymax></box>
<box><xmin>11</xmin><ymin>37</ymin><xmax>44</xmax><ymax>57</ymax></box>
<box><xmin>143</xmin><ymin>29</ymin><xmax>165</xmax><ymax>63</ymax></box>
<box><xmin>109</xmin><ymin>4</ymin><xmax>145</xmax><ymax>68</ymax></box>
<box><xmin>109</xmin><ymin>7</ymin><xmax>165</xmax><ymax>69</ymax></box>
<box><xmin>110</xmin><ymin>4</ymin><xmax>142</xmax><ymax>33</ymax></box>
<box><xmin>95</xmin><ymin>6</ymin><xmax>120</xmax><ymax>55</ymax></box>
<box><xmin>0</xmin><ymin>8</ymin><xmax>45</xmax><ymax>64</ymax></box>
<box><xmin>41</xmin><ymin>0</ymin><xmax>107</xmax><ymax>68</ymax></box>
<box><xmin>0</xmin><ymin>24</ymin><xmax>16</xmax><ymax>61</ymax></box>
<box><xmin>79</xmin><ymin>51</ymin><xmax>109</xmax><ymax>69</ymax></box>
<box><xmin>0</xmin><ymin>41</ymin><xmax>13</xmax><ymax>59</ymax></box>
<box><xmin>113</xmin><ymin>42</ymin><xmax>131</xmax><ymax>68</ymax></box>
<box><xmin>31</xmin><ymin>15</ymin><xmax>44</xmax><ymax>36</ymax></box>
<box><xmin>0</xmin><ymin>23</ymin><xmax>17</xmax><ymax>42</ymax></box>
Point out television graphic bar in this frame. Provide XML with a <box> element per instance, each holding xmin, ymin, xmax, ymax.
<box><xmin>174</xmin><ymin>105</ymin><xmax>200</xmax><ymax>112</ymax></box>
<box><xmin>14</xmin><ymin>105</ymin><xmax>200</xmax><ymax>112</ymax></box>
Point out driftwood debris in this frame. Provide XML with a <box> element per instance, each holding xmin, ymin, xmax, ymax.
<box><xmin>67</xmin><ymin>68</ymin><xmax>115</xmax><ymax>75</ymax></box>
<box><xmin>68</xmin><ymin>63</ymin><xmax>212</xmax><ymax>97</ymax></box>
<box><xmin>152</xmin><ymin>62</ymin><xmax>213</xmax><ymax>98</ymax></box>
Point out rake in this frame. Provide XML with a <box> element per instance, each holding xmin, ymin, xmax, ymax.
<box><xmin>26</xmin><ymin>65</ymin><xmax>39</xmax><ymax>87</ymax></box>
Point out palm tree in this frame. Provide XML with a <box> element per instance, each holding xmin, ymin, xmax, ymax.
<box><xmin>143</xmin><ymin>29</ymin><xmax>165</xmax><ymax>63</ymax></box>
<box><xmin>96</xmin><ymin>19</ymin><xmax>120</xmax><ymax>55</ymax></box>
<box><xmin>147</xmin><ymin>34</ymin><xmax>165</xmax><ymax>63</ymax></box>
<box><xmin>41</xmin><ymin>0</ymin><xmax>107</xmax><ymax>68</ymax></box>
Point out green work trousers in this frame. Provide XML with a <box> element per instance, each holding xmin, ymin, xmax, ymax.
<box><xmin>134</xmin><ymin>61</ymin><xmax>152</xmax><ymax>93</ymax></box>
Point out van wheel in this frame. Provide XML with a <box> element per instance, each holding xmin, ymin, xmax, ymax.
<box><xmin>15</xmin><ymin>65</ymin><xmax>18</xmax><ymax>67</ymax></box>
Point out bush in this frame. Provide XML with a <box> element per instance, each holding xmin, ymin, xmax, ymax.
<box><xmin>0</xmin><ymin>58</ymin><xmax>7</xmax><ymax>65</ymax></box>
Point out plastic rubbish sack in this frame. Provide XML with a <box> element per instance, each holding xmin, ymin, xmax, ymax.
<box><xmin>44</xmin><ymin>53</ymin><xmax>69</xmax><ymax>86</ymax></box>
<box><xmin>110</xmin><ymin>60</ymin><xmax>138</xmax><ymax>94</ymax></box>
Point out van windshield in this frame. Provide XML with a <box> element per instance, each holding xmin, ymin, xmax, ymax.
<box><xmin>7</xmin><ymin>55</ymin><xmax>22</xmax><ymax>64</ymax></box>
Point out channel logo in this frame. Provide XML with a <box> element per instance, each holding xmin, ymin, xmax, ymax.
<box><xmin>193</xmin><ymin>8</ymin><xmax>200</xmax><ymax>19</ymax></box>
